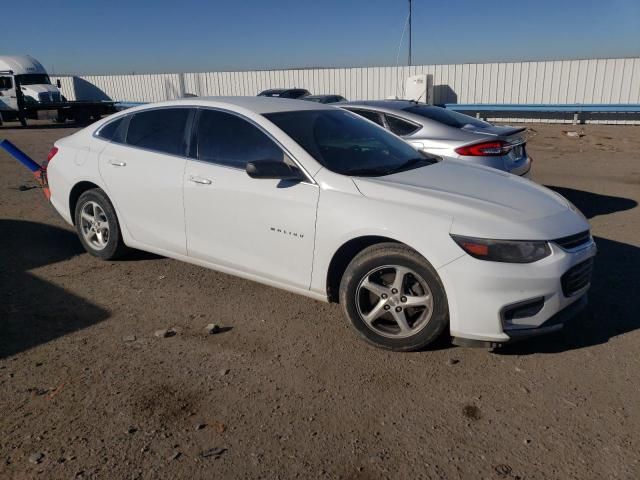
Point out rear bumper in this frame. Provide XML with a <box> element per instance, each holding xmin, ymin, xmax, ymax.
<box><xmin>457</xmin><ymin>153</ymin><xmax>532</xmax><ymax>176</ymax></box>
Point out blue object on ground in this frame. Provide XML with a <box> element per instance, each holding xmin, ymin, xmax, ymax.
<box><xmin>0</xmin><ymin>139</ymin><xmax>41</xmax><ymax>172</ymax></box>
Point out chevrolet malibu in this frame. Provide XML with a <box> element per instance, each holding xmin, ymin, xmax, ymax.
<box><xmin>44</xmin><ymin>97</ymin><xmax>596</xmax><ymax>351</ymax></box>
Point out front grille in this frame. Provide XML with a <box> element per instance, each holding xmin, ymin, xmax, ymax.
<box><xmin>561</xmin><ymin>258</ymin><xmax>594</xmax><ymax>297</ymax></box>
<box><xmin>554</xmin><ymin>230</ymin><xmax>591</xmax><ymax>250</ymax></box>
<box><xmin>38</xmin><ymin>92</ymin><xmax>52</xmax><ymax>103</ymax></box>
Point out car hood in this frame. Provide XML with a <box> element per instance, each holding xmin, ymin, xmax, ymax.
<box><xmin>352</xmin><ymin>160</ymin><xmax>589</xmax><ymax>240</ymax></box>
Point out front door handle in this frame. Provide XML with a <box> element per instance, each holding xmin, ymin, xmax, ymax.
<box><xmin>189</xmin><ymin>175</ymin><xmax>212</xmax><ymax>185</ymax></box>
<box><xmin>108</xmin><ymin>159</ymin><xmax>127</xmax><ymax>167</ymax></box>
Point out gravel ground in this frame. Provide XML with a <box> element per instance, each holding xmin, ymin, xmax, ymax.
<box><xmin>1</xmin><ymin>121</ymin><xmax>639</xmax><ymax>480</ymax></box>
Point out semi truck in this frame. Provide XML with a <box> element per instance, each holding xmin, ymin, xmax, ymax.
<box><xmin>0</xmin><ymin>55</ymin><xmax>116</xmax><ymax>127</ymax></box>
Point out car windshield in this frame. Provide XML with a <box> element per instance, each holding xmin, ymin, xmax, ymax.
<box><xmin>264</xmin><ymin>109</ymin><xmax>436</xmax><ymax>176</ymax></box>
<box><xmin>404</xmin><ymin>105</ymin><xmax>490</xmax><ymax>129</ymax></box>
<box><xmin>16</xmin><ymin>74</ymin><xmax>51</xmax><ymax>86</ymax></box>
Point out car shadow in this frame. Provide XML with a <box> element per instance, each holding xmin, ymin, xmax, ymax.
<box><xmin>546</xmin><ymin>185</ymin><xmax>638</xmax><ymax>219</ymax></box>
<box><xmin>0</xmin><ymin>219</ymin><xmax>110</xmax><ymax>359</ymax></box>
<box><xmin>497</xmin><ymin>186</ymin><xmax>639</xmax><ymax>355</ymax></box>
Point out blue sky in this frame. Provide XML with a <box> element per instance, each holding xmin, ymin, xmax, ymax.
<box><xmin>6</xmin><ymin>0</ymin><xmax>640</xmax><ymax>74</ymax></box>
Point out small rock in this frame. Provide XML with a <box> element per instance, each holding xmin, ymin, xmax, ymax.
<box><xmin>200</xmin><ymin>447</ymin><xmax>226</xmax><ymax>459</ymax></box>
<box><xmin>220</xmin><ymin>368</ymin><xmax>230</xmax><ymax>376</ymax></box>
<box><xmin>154</xmin><ymin>329</ymin><xmax>176</xmax><ymax>338</ymax></box>
<box><xmin>494</xmin><ymin>464</ymin><xmax>512</xmax><ymax>476</ymax></box>
<box><xmin>447</xmin><ymin>358</ymin><xmax>459</xmax><ymax>366</ymax></box>
<box><xmin>123</xmin><ymin>335</ymin><xmax>136</xmax><ymax>343</ymax></box>
<box><xmin>213</xmin><ymin>421</ymin><xmax>227</xmax><ymax>433</ymax></box>
<box><xmin>28</xmin><ymin>452</ymin><xmax>44</xmax><ymax>464</ymax></box>
<box><xmin>523</xmin><ymin>438</ymin><xmax>532</xmax><ymax>445</ymax></box>
<box><xmin>195</xmin><ymin>423</ymin><xmax>206</xmax><ymax>431</ymax></box>
<box><xmin>205</xmin><ymin>323</ymin><xmax>220</xmax><ymax>334</ymax></box>
<box><xmin>168</xmin><ymin>451</ymin><xmax>181</xmax><ymax>461</ymax></box>
<box><xmin>158</xmin><ymin>275</ymin><xmax>166</xmax><ymax>280</ymax></box>
<box><xmin>127</xmin><ymin>426</ymin><xmax>137</xmax><ymax>434</ymax></box>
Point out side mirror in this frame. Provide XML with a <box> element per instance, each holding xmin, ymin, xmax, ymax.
<box><xmin>246</xmin><ymin>159</ymin><xmax>305</xmax><ymax>181</ymax></box>
<box><xmin>56</xmin><ymin>79</ymin><xmax>62</xmax><ymax>88</ymax></box>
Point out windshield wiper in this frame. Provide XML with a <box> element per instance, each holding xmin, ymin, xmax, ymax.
<box><xmin>346</xmin><ymin>157</ymin><xmax>436</xmax><ymax>177</ymax></box>
<box><xmin>381</xmin><ymin>157</ymin><xmax>436</xmax><ymax>175</ymax></box>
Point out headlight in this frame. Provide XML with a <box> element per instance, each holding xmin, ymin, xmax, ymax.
<box><xmin>451</xmin><ymin>235</ymin><xmax>551</xmax><ymax>263</ymax></box>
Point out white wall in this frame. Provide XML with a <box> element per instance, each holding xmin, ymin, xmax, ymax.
<box><xmin>51</xmin><ymin>57</ymin><xmax>640</xmax><ymax>124</ymax></box>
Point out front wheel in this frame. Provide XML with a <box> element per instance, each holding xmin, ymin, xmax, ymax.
<box><xmin>339</xmin><ymin>243</ymin><xmax>449</xmax><ymax>351</ymax></box>
<box><xmin>74</xmin><ymin>188</ymin><xmax>129</xmax><ymax>260</ymax></box>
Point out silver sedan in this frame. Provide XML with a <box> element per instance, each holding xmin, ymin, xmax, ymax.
<box><xmin>340</xmin><ymin>100</ymin><xmax>532</xmax><ymax>177</ymax></box>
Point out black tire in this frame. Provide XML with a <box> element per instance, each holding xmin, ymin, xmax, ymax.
<box><xmin>74</xmin><ymin>188</ymin><xmax>129</xmax><ymax>260</ymax></box>
<box><xmin>339</xmin><ymin>243</ymin><xmax>449</xmax><ymax>351</ymax></box>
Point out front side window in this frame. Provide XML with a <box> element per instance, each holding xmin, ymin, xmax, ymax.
<box><xmin>126</xmin><ymin>108</ymin><xmax>190</xmax><ymax>156</ymax></box>
<box><xmin>265</xmin><ymin>109</ymin><xmax>435</xmax><ymax>176</ymax></box>
<box><xmin>385</xmin><ymin>114</ymin><xmax>421</xmax><ymax>136</ymax></box>
<box><xmin>196</xmin><ymin>109</ymin><xmax>283</xmax><ymax>168</ymax></box>
<box><xmin>0</xmin><ymin>76</ymin><xmax>13</xmax><ymax>90</ymax></box>
<box><xmin>348</xmin><ymin>108</ymin><xmax>385</xmax><ymax>127</ymax></box>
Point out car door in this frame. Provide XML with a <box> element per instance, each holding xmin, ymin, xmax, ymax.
<box><xmin>0</xmin><ymin>75</ymin><xmax>17</xmax><ymax>111</ymax></box>
<box><xmin>183</xmin><ymin>108</ymin><xmax>319</xmax><ymax>289</ymax></box>
<box><xmin>98</xmin><ymin>107</ymin><xmax>192</xmax><ymax>255</ymax></box>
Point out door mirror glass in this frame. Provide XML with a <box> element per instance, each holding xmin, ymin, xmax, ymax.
<box><xmin>246</xmin><ymin>160</ymin><xmax>305</xmax><ymax>181</ymax></box>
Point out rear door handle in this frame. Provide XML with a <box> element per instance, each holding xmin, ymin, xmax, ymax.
<box><xmin>189</xmin><ymin>175</ymin><xmax>212</xmax><ymax>185</ymax></box>
<box><xmin>108</xmin><ymin>159</ymin><xmax>126</xmax><ymax>167</ymax></box>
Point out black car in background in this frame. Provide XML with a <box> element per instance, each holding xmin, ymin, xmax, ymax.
<box><xmin>302</xmin><ymin>94</ymin><xmax>347</xmax><ymax>104</ymax></box>
<box><xmin>257</xmin><ymin>88</ymin><xmax>310</xmax><ymax>99</ymax></box>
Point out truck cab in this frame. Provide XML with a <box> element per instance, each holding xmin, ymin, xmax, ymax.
<box><xmin>0</xmin><ymin>55</ymin><xmax>64</xmax><ymax>109</ymax></box>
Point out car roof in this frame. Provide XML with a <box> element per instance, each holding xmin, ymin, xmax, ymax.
<box><xmin>128</xmin><ymin>96</ymin><xmax>333</xmax><ymax>114</ymax></box>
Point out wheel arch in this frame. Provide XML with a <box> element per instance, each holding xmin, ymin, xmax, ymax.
<box><xmin>69</xmin><ymin>181</ymin><xmax>101</xmax><ymax>225</ymax></box>
<box><xmin>326</xmin><ymin>235</ymin><xmax>404</xmax><ymax>303</ymax></box>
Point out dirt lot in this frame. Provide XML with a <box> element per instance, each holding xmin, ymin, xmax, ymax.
<box><xmin>1</xmin><ymin>121</ymin><xmax>639</xmax><ymax>480</ymax></box>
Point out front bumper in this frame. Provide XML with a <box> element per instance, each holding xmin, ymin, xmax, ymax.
<box><xmin>438</xmin><ymin>239</ymin><xmax>597</xmax><ymax>344</ymax></box>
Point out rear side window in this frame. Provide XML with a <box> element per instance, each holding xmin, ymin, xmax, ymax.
<box><xmin>348</xmin><ymin>109</ymin><xmax>385</xmax><ymax>127</ymax></box>
<box><xmin>126</xmin><ymin>108</ymin><xmax>190</xmax><ymax>156</ymax></box>
<box><xmin>196</xmin><ymin>109</ymin><xmax>283</xmax><ymax>168</ymax></box>
<box><xmin>97</xmin><ymin>117</ymin><xmax>124</xmax><ymax>141</ymax></box>
<box><xmin>384</xmin><ymin>115</ymin><xmax>421</xmax><ymax>136</ymax></box>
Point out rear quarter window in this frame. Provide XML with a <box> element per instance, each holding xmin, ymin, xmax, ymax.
<box><xmin>96</xmin><ymin>117</ymin><xmax>125</xmax><ymax>141</ymax></box>
<box><xmin>384</xmin><ymin>115</ymin><xmax>421</xmax><ymax>136</ymax></box>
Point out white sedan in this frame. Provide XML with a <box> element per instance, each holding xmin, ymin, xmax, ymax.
<box><xmin>44</xmin><ymin>97</ymin><xmax>596</xmax><ymax>351</ymax></box>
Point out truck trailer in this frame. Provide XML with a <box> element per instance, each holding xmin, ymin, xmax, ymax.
<box><xmin>0</xmin><ymin>55</ymin><xmax>116</xmax><ymax>126</ymax></box>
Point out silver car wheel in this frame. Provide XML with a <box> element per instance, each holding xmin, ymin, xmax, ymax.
<box><xmin>79</xmin><ymin>200</ymin><xmax>110</xmax><ymax>251</ymax></box>
<box><xmin>356</xmin><ymin>265</ymin><xmax>434</xmax><ymax>339</ymax></box>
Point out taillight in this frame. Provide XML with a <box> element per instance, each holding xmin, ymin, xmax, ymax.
<box><xmin>46</xmin><ymin>147</ymin><xmax>58</xmax><ymax>163</ymax></box>
<box><xmin>455</xmin><ymin>141</ymin><xmax>511</xmax><ymax>157</ymax></box>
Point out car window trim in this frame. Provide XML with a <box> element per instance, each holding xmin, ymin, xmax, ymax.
<box><xmin>189</xmin><ymin>106</ymin><xmax>316</xmax><ymax>185</ymax></box>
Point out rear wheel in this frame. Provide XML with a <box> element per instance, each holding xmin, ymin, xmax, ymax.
<box><xmin>339</xmin><ymin>243</ymin><xmax>449</xmax><ymax>351</ymax></box>
<box><xmin>74</xmin><ymin>188</ymin><xmax>128</xmax><ymax>260</ymax></box>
